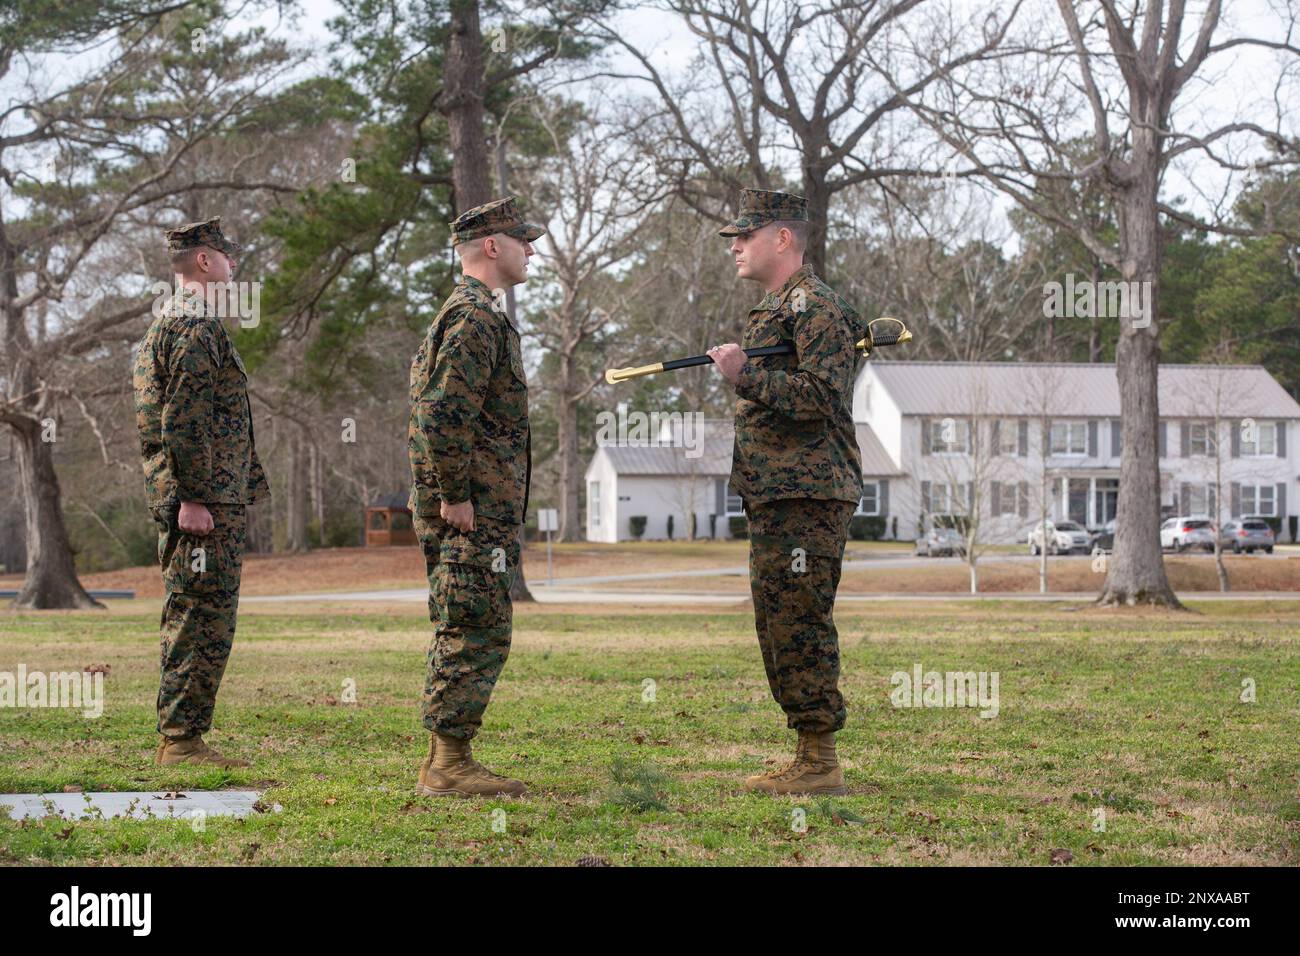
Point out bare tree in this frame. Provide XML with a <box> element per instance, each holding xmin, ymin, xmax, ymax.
<box><xmin>591</xmin><ymin>0</ymin><xmax>1025</xmax><ymax>274</ymax></box>
<box><xmin>521</xmin><ymin>97</ymin><xmax>664</xmax><ymax>541</ymax></box>
<box><xmin>902</xmin><ymin>0</ymin><xmax>1300</xmax><ymax>606</ymax></box>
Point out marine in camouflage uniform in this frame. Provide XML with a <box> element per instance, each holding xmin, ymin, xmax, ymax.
<box><xmin>716</xmin><ymin>188</ymin><xmax>864</xmax><ymax>795</ymax></box>
<box><xmin>133</xmin><ymin>217</ymin><xmax>268</xmax><ymax>768</ymax></box>
<box><xmin>408</xmin><ymin>196</ymin><xmax>543</xmax><ymax>797</ymax></box>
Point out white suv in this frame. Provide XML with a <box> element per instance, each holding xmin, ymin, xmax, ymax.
<box><xmin>1028</xmin><ymin>520</ymin><xmax>1091</xmax><ymax>555</ymax></box>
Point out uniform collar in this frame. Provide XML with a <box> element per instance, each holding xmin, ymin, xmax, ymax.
<box><xmin>755</xmin><ymin>264</ymin><xmax>814</xmax><ymax>312</ymax></box>
<box><xmin>460</xmin><ymin>274</ymin><xmax>497</xmax><ymax>309</ymax></box>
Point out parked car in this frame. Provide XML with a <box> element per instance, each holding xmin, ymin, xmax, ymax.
<box><xmin>915</xmin><ymin>526</ymin><xmax>965</xmax><ymax>557</ymax></box>
<box><xmin>1090</xmin><ymin>518</ymin><xmax>1116</xmax><ymax>553</ymax></box>
<box><xmin>1159</xmin><ymin>516</ymin><xmax>1216</xmax><ymax>552</ymax></box>
<box><xmin>1219</xmin><ymin>518</ymin><xmax>1275</xmax><ymax>554</ymax></box>
<box><xmin>1028</xmin><ymin>520</ymin><xmax>1091</xmax><ymax>555</ymax></box>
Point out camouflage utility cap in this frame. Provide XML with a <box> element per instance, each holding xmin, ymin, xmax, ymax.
<box><xmin>450</xmin><ymin>196</ymin><xmax>546</xmax><ymax>245</ymax></box>
<box><xmin>718</xmin><ymin>188</ymin><xmax>808</xmax><ymax>237</ymax></box>
<box><xmin>166</xmin><ymin>216</ymin><xmax>240</xmax><ymax>257</ymax></box>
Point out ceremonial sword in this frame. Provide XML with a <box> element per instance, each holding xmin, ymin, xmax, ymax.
<box><xmin>604</xmin><ymin>317</ymin><xmax>912</xmax><ymax>385</ymax></box>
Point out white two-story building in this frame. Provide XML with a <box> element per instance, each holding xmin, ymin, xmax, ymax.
<box><xmin>584</xmin><ymin>362</ymin><xmax>1300</xmax><ymax>543</ymax></box>
<box><xmin>857</xmin><ymin>362</ymin><xmax>1300</xmax><ymax>542</ymax></box>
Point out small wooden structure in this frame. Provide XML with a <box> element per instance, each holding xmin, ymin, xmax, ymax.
<box><xmin>364</xmin><ymin>494</ymin><xmax>417</xmax><ymax>547</ymax></box>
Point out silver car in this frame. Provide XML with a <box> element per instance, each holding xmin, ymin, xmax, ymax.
<box><xmin>1160</xmin><ymin>517</ymin><xmax>1216</xmax><ymax>552</ymax></box>
<box><xmin>915</xmin><ymin>526</ymin><xmax>965</xmax><ymax>557</ymax></box>
<box><xmin>1220</xmin><ymin>519</ymin><xmax>1275</xmax><ymax>554</ymax></box>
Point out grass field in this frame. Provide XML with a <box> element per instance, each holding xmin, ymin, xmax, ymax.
<box><xmin>1</xmin><ymin>599</ymin><xmax>1297</xmax><ymax>866</ymax></box>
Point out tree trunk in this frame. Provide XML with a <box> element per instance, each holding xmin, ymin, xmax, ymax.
<box><xmin>801</xmin><ymin>166</ymin><xmax>830</xmax><ymax>276</ymax></box>
<box><xmin>285</xmin><ymin>427</ymin><xmax>310</xmax><ymax>551</ymax></box>
<box><xmin>557</xmin><ymin>353</ymin><xmax>581</xmax><ymax>543</ymax></box>
<box><xmin>444</xmin><ymin>0</ymin><xmax>493</xmax><ymax>211</ymax></box>
<box><xmin>1097</xmin><ymin>181</ymin><xmax>1181</xmax><ymax>608</ymax></box>
<box><xmin>11</xmin><ymin>420</ymin><xmax>102</xmax><ymax>609</ymax></box>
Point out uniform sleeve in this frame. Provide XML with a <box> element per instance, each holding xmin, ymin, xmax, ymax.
<box><xmin>161</xmin><ymin>321</ymin><xmax>222</xmax><ymax>501</ymax></box>
<box><xmin>411</xmin><ymin>305</ymin><xmax>499</xmax><ymax>504</ymax></box>
<box><xmin>733</xmin><ymin>298</ymin><xmax>857</xmax><ymax>421</ymax></box>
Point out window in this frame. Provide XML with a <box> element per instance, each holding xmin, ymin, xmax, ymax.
<box><xmin>1241</xmin><ymin>422</ymin><xmax>1277</xmax><ymax>456</ymax></box>
<box><xmin>858</xmin><ymin>481</ymin><xmax>879</xmax><ymax>516</ymax></box>
<box><xmin>1241</xmin><ymin>484</ymin><xmax>1277</xmax><ymax>517</ymax></box>
<box><xmin>588</xmin><ymin>481</ymin><xmax>600</xmax><ymax>528</ymax></box>
<box><xmin>992</xmin><ymin>481</ymin><xmax>1018</xmax><ymax>516</ymax></box>
<box><xmin>1049</xmin><ymin>421</ymin><xmax>1087</xmax><ymax>455</ymax></box>
<box><xmin>1189</xmin><ymin>422</ymin><xmax>1217</xmax><ymax>456</ymax></box>
<box><xmin>724</xmin><ymin>481</ymin><xmax>743</xmax><ymax>516</ymax></box>
<box><xmin>929</xmin><ymin>481</ymin><xmax>960</xmax><ymax>514</ymax></box>
<box><xmin>930</xmin><ymin>418</ymin><xmax>969</xmax><ymax>454</ymax></box>
<box><xmin>998</xmin><ymin>419</ymin><xmax>1019</xmax><ymax>456</ymax></box>
<box><xmin>1185</xmin><ymin>484</ymin><xmax>1212</xmax><ymax>516</ymax></box>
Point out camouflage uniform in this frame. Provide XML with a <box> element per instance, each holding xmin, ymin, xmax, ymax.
<box><xmin>722</xmin><ymin>189</ymin><xmax>864</xmax><ymax>733</ymax></box>
<box><xmin>408</xmin><ymin>197</ymin><xmax>543</xmax><ymax>741</ymax></box>
<box><xmin>133</xmin><ymin>217</ymin><xmax>268</xmax><ymax>739</ymax></box>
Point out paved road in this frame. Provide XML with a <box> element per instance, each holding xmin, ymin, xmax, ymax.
<box><xmin>244</xmin><ymin>587</ymin><xmax>1300</xmax><ymax>605</ymax></box>
<box><xmin>240</xmin><ymin>545</ymin><xmax>1298</xmax><ymax>605</ymax></box>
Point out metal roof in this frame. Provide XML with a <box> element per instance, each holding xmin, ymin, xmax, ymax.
<box><xmin>865</xmin><ymin>362</ymin><xmax>1300</xmax><ymax>418</ymax></box>
<box><xmin>856</xmin><ymin>423</ymin><xmax>904</xmax><ymax>476</ymax></box>
<box><xmin>597</xmin><ymin>419</ymin><xmax>735</xmax><ymax>476</ymax></box>
<box><xmin>595</xmin><ymin>418</ymin><xmax>904</xmax><ymax>477</ymax></box>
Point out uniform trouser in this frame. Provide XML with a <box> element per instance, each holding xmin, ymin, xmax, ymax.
<box><xmin>414</xmin><ymin>512</ymin><xmax>520</xmax><ymax>741</ymax></box>
<box><xmin>746</xmin><ymin>497</ymin><xmax>855</xmax><ymax>733</ymax></box>
<box><xmin>153</xmin><ymin>503</ymin><xmax>246</xmax><ymax>739</ymax></box>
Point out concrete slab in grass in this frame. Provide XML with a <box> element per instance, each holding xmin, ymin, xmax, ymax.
<box><xmin>0</xmin><ymin>790</ymin><xmax>275</xmax><ymax>821</ymax></box>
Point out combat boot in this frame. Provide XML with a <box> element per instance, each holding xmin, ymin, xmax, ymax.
<box><xmin>744</xmin><ymin>730</ymin><xmax>846</xmax><ymax>795</ymax></box>
<box><xmin>156</xmin><ymin>735</ymin><xmax>250</xmax><ymax>768</ymax></box>
<box><xmin>415</xmin><ymin>733</ymin><xmax>526</xmax><ymax>798</ymax></box>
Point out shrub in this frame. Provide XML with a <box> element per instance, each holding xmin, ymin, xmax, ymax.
<box><xmin>666</xmin><ymin>514</ymin><xmax>674</xmax><ymax>539</ymax></box>
<box><xmin>629</xmin><ymin>515</ymin><xmax>647</xmax><ymax>539</ymax></box>
<box><xmin>849</xmin><ymin>515</ymin><xmax>886</xmax><ymax>540</ymax></box>
<box><xmin>729</xmin><ymin>515</ymin><xmax>749</xmax><ymax>539</ymax></box>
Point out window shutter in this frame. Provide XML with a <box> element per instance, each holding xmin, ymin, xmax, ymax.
<box><xmin>1179</xmin><ymin>482</ymin><xmax>1189</xmax><ymax>513</ymax></box>
<box><xmin>921</xmin><ymin>480</ymin><xmax>931</xmax><ymax>513</ymax></box>
<box><xmin>1159</xmin><ymin>421</ymin><xmax>1167</xmax><ymax>458</ymax></box>
<box><xmin>1088</xmin><ymin>420</ymin><xmax>1098</xmax><ymax>457</ymax></box>
<box><xmin>1278</xmin><ymin>483</ymin><xmax>1288</xmax><ymax>519</ymax></box>
<box><xmin>1231</xmin><ymin>422</ymin><xmax>1240</xmax><ymax>458</ymax></box>
<box><xmin>990</xmin><ymin>419</ymin><xmax>1000</xmax><ymax>456</ymax></box>
<box><xmin>967</xmin><ymin>482</ymin><xmax>975</xmax><ymax>513</ymax></box>
<box><xmin>921</xmin><ymin>418</ymin><xmax>931</xmax><ymax>455</ymax></box>
<box><xmin>1111</xmin><ymin>418</ymin><xmax>1121</xmax><ymax>457</ymax></box>
<box><xmin>1209</xmin><ymin>486</ymin><xmax>1217</xmax><ymax>519</ymax></box>
<box><xmin>1180</xmin><ymin>422</ymin><xmax>1190</xmax><ymax>457</ymax></box>
<box><xmin>714</xmin><ymin>478</ymin><xmax>725</xmax><ymax>516</ymax></box>
<box><xmin>1018</xmin><ymin>481</ymin><xmax>1029</xmax><ymax>518</ymax></box>
<box><xmin>880</xmin><ymin>479</ymin><xmax>890</xmax><ymax>517</ymax></box>
<box><xmin>1018</xmin><ymin>420</ymin><xmax>1029</xmax><ymax>457</ymax></box>
<box><xmin>1277</xmin><ymin>422</ymin><xmax>1287</xmax><ymax>458</ymax></box>
<box><xmin>991</xmin><ymin>481</ymin><xmax>1001</xmax><ymax>515</ymax></box>
<box><xmin>1231</xmin><ymin>482</ymin><xmax>1241</xmax><ymax>518</ymax></box>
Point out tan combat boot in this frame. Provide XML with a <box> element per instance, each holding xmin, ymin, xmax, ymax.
<box><xmin>744</xmin><ymin>730</ymin><xmax>846</xmax><ymax>796</ymax></box>
<box><xmin>415</xmin><ymin>733</ymin><xmax>527</xmax><ymax>798</ymax></box>
<box><xmin>156</xmin><ymin>735</ymin><xmax>250</xmax><ymax>768</ymax></box>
